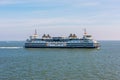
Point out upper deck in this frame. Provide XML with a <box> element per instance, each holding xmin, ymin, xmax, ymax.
<box><xmin>25</xmin><ymin>29</ymin><xmax>98</xmax><ymax>44</ymax></box>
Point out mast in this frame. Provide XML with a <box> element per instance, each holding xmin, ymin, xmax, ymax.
<box><xmin>33</xmin><ymin>29</ymin><xmax>38</xmax><ymax>39</ymax></box>
<box><xmin>34</xmin><ymin>29</ymin><xmax>37</xmax><ymax>35</ymax></box>
<box><xmin>84</xmin><ymin>28</ymin><xmax>87</xmax><ymax>35</ymax></box>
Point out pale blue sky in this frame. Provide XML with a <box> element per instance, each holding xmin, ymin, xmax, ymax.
<box><xmin>0</xmin><ymin>0</ymin><xmax>120</xmax><ymax>40</ymax></box>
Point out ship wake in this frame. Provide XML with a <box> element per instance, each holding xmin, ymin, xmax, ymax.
<box><xmin>0</xmin><ymin>47</ymin><xmax>23</xmax><ymax>49</ymax></box>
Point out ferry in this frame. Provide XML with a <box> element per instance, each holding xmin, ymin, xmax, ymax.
<box><xmin>24</xmin><ymin>29</ymin><xmax>100</xmax><ymax>48</ymax></box>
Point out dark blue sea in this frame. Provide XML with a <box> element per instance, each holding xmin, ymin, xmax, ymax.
<box><xmin>0</xmin><ymin>41</ymin><xmax>120</xmax><ymax>80</ymax></box>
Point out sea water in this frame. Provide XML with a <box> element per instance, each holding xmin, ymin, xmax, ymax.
<box><xmin>0</xmin><ymin>41</ymin><xmax>120</xmax><ymax>80</ymax></box>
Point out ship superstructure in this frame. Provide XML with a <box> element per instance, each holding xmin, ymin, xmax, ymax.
<box><xmin>25</xmin><ymin>30</ymin><xmax>100</xmax><ymax>48</ymax></box>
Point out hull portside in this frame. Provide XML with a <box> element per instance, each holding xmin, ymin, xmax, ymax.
<box><xmin>24</xmin><ymin>42</ymin><xmax>99</xmax><ymax>48</ymax></box>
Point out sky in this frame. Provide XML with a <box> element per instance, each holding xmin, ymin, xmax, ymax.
<box><xmin>0</xmin><ymin>0</ymin><xmax>120</xmax><ymax>41</ymax></box>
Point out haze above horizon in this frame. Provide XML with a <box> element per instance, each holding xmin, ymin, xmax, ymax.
<box><xmin>0</xmin><ymin>0</ymin><xmax>120</xmax><ymax>41</ymax></box>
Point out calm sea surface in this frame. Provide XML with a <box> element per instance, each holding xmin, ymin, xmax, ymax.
<box><xmin>0</xmin><ymin>41</ymin><xmax>120</xmax><ymax>80</ymax></box>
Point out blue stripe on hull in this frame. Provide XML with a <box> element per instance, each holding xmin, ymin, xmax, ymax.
<box><xmin>25</xmin><ymin>43</ymin><xmax>99</xmax><ymax>48</ymax></box>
